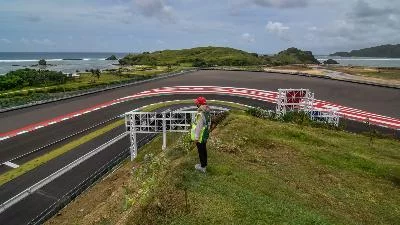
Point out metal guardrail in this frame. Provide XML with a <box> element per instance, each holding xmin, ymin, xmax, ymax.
<box><xmin>28</xmin><ymin>133</ymin><xmax>157</xmax><ymax>225</ymax></box>
<box><xmin>0</xmin><ymin>132</ymin><xmax>128</xmax><ymax>214</ymax></box>
<box><xmin>0</xmin><ymin>69</ymin><xmax>198</xmax><ymax>112</ymax></box>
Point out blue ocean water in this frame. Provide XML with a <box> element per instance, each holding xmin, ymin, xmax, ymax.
<box><xmin>316</xmin><ymin>56</ymin><xmax>400</xmax><ymax>67</ymax></box>
<box><xmin>0</xmin><ymin>52</ymin><xmax>128</xmax><ymax>75</ymax></box>
<box><xmin>1</xmin><ymin>52</ymin><xmax>400</xmax><ymax>75</ymax></box>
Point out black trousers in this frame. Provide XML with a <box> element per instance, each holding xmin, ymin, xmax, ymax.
<box><xmin>196</xmin><ymin>142</ymin><xmax>207</xmax><ymax>167</ymax></box>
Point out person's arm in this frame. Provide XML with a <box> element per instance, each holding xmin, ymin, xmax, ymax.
<box><xmin>194</xmin><ymin>113</ymin><xmax>204</xmax><ymax>141</ymax></box>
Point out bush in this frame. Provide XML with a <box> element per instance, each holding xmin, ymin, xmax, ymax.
<box><xmin>39</xmin><ymin>59</ymin><xmax>47</xmax><ymax>66</ymax></box>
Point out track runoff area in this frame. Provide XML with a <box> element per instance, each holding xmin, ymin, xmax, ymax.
<box><xmin>0</xmin><ymin>86</ymin><xmax>399</xmax><ymax>142</ymax></box>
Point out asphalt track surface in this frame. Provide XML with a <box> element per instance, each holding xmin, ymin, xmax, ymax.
<box><xmin>1</xmin><ymin>70</ymin><xmax>399</xmax><ymax>134</ymax></box>
<box><xmin>0</xmin><ymin>70</ymin><xmax>399</xmax><ymax>224</ymax></box>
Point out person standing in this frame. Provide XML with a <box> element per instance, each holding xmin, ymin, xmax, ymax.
<box><xmin>191</xmin><ymin>96</ymin><xmax>211</xmax><ymax>173</ymax></box>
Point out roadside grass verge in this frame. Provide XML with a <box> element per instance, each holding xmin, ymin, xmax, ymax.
<box><xmin>326</xmin><ymin>66</ymin><xmax>400</xmax><ymax>81</ymax></box>
<box><xmin>140</xmin><ymin>99</ymin><xmax>247</xmax><ymax>112</ymax></box>
<box><xmin>46</xmin><ymin>111</ymin><xmax>400</xmax><ymax>225</ymax></box>
<box><xmin>0</xmin><ymin>66</ymin><xmax>189</xmax><ymax>109</ymax></box>
<box><xmin>0</xmin><ymin>119</ymin><xmax>124</xmax><ymax>186</ymax></box>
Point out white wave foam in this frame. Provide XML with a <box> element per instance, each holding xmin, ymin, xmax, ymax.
<box><xmin>318</xmin><ymin>58</ymin><xmax>400</xmax><ymax>61</ymax></box>
<box><xmin>0</xmin><ymin>59</ymin><xmax>38</xmax><ymax>62</ymax></box>
<box><xmin>83</xmin><ymin>58</ymin><xmax>90</xmax><ymax>61</ymax></box>
<box><xmin>0</xmin><ymin>58</ymin><xmax>64</xmax><ymax>63</ymax></box>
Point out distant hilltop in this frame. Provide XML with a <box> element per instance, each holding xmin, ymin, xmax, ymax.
<box><xmin>330</xmin><ymin>44</ymin><xmax>400</xmax><ymax>58</ymax></box>
<box><xmin>119</xmin><ymin>46</ymin><xmax>320</xmax><ymax>67</ymax></box>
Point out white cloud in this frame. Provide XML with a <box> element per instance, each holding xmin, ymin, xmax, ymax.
<box><xmin>266</xmin><ymin>21</ymin><xmax>290</xmax><ymax>34</ymax></box>
<box><xmin>20</xmin><ymin>38</ymin><xmax>55</xmax><ymax>46</ymax></box>
<box><xmin>133</xmin><ymin>0</ymin><xmax>176</xmax><ymax>23</ymax></box>
<box><xmin>32</xmin><ymin>38</ymin><xmax>55</xmax><ymax>46</ymax></box>
<box><xmin>241</xmin><ymin>33</ymin><xmax>255</xmax><ymax>43</ymax></box>
<box><xmin>0</xmin><ymin>38</ymin><xmax>11</xmax><ymax>44</ymax></box>
<box><xmin>156</xmin><ymin>39</ymin><xmax>165</xmax><ymax>44</ymax></box>
<box><xmin>253</xmin><ymin>0</ymin><xmax>309</xmax><ymax>8</ymax></box>
<box><xmin>308</xmin><ymin>26</ymin><xmax>318</xmax><ymax>31</ymax></box>
<box><xmin>20</xmin><ymin>37</ymin><xmax>30</xmax><ymax>45</ymax></box>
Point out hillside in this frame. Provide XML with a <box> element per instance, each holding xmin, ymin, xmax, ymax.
<box><xmin>272</xmin><ymin>47</ymin><xmax>320</xmax><ymax>65</ymax></box>
<box><xmin>330</xmin><ymin>44</ymin><xmax>400</xmax><ymax>58</ymax></box>
<box><xmin>119</xmin><ymin>46</ymin><xmax>264</xmax><ymax>66</ymax></box>
<box><xmin>119</xmin><ymin>46</ymin><xmax>320</xmax><ymax>67</ymax></box>
<box><xmin>46</xmin><ymin>111</ymin><xmax>400</xmax><ymax>225</ymax></box>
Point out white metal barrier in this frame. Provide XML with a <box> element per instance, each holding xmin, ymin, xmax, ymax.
<box><xmin>276</xmin><ymin>89</ymin><xmax>315</xmax><ymax>117</ymax></box>
<box><xmin>276</xmin><ymin>89</ymin><xmax>339</xmax><ymax>126</ymax></box>
<box><xmin>125</xmin><ymin>109</ymin><xmax>224</xmax><ymax>160</ymax></box>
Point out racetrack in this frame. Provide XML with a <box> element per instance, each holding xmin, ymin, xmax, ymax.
<box><xmin>1</xmin><ymin>70</ymin><xmax>399</xmax><ymax>134</ymax></box>
<box><xmin>0</xmin><ymin>70</ymin><xmax>399</xmax><ymax>224</ymax></box>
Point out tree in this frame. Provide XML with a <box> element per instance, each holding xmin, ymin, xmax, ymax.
<box><xmin>38</xmin><ymin>59</ymin><xmax>47</xmax><ymax>66</ymax></box>
<box><xmin>95</xmin><ymin>69</ymin><xmax>101</xmax><ymax>80</ymax></box>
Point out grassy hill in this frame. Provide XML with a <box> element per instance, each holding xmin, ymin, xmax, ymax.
<box><xmin>330</xmin><ymin>44</ymin><xmax>400</xmax><ymax>58</ymax></box>
<box><xmin>119</xmin><ymin>47</ymin><xmax>264</xmax><ymax>66</ymax></box>
<box><xmin>119</xmin><ymin>46</ymin><xmax>320</xmax><ymax>67</ymax></box>
<box><xmin>46</xmin><ymin>111</ymin><xmax>400</xmax><ymax>225</ymax></box>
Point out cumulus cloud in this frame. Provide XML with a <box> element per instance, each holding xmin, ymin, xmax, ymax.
<box><xmin>133</xmin><ymin>0</ymin><xmax>176</xmax><ymax>23</ymax></box>
<box><xmin>0</xmin><ymin>38</ymin><xmax>11</xmax><ymax>44</ymax></box>
<box><xmin>241</xmin><ymin>33</ymin><xmax>255</xmax><ymax>43</ymax></box>
<box><xmin>266</xmin><ymin>21</ymin><xmax>289</xmax><ymax>34</ymax></box>
<box><xmin>310</xmin><ymin>0</ymin><xmax>400</xmax><ymax>51</ymax></box>
<box><xmin>253</xmin><ymin>0</ymin><xmax>309</xmax><ymax>8</ymax></box>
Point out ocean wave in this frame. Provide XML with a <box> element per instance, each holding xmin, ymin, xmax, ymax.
<box><xmin>0</xmin><ymin>59</ymin><xmax>39</xmax><ymax>62</ymax></box>
<box><xmin>0</xmin><ymin>58</ymin><xmax>64</xmax><ymax>63</ymax></box>
<box><xmin>318</xmin><ymin>58</ymin><xmax>400</xmax><ymax>61</ymax></box>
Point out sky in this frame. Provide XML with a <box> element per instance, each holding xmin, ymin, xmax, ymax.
<box><xmin>0</xmin><ymin>0</ymin><xmax>399</xmax><ymax>54</ymax></box>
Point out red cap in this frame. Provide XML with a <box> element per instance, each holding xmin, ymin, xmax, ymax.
<box><xmin>194</xmin><ymin>96</ymin><xmax>207</xmax><ymax>105</ymax></box>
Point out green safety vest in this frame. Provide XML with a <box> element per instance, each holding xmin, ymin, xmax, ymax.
<box><xmin>191</xmin><ymin>111</ymin><xmax>210</xmax><ymax>143</ymax></box>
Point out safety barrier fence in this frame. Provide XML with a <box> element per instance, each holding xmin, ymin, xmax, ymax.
<box><xmin>27</xmin><ymin>133</ymin><xmax>157</xmax><ymax>225</ymax></box>
<box><xmin>0</xmin><ymin>132</ymin><xmax>128</xmax><ymax>214</ymax></box>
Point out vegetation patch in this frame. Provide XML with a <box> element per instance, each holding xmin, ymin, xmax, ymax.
<box><xmin>326</xmin><ymin>66</ymin><xmax>400</xmax><ymax>81</ymax></box>
<box><xmin>119</xmin><ymin>46</ymin><xmax>320</xmax><ymax>67</ymax></box>
<box><xmin>140</xmin><ymin>99</ymin><xmax>247</xmax><ymax>112</ymax></box>
<box><xmin>46</xmin><ymin>111</ymin><xmax>400</xmax><ymax>225</ymax></box>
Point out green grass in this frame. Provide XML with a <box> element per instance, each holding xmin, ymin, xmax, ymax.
<box><xmin>326</xmin><ymin>66</ymin><xmax>400</xmax><ymax>81</ymax></box>
<box><xmin>48</xmin><ymin>110</ymin><xmax>400</xmax><ymax>225</ymax></box>
<box><xmin>0</xmin><ymin>119</ymin><xmax>124</xmax><ymax>186</ymax></box>
<box><xmin>140</xmin><ymin>99</ymin><xmax>247</xmax><ymax>112</ymax></box>
<box><xmin>127</xmin><ymin>111</ymin><xmax>400</xmax><ymax>225</ymax></box>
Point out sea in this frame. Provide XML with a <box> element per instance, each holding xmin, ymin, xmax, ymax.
<box><xmin>316</xmin><ymin>56</ymin><xmax>400</xmax><ymax>68</ymax></box>
<box><xmin>0</xmin><ymin>52</ymin><xmax>129</xmax><ymax>75</ymax></box>
<box><xmin>1</xmin><ymin>52</ymin><xmax>400</xmax><ymax>75</ymax></box>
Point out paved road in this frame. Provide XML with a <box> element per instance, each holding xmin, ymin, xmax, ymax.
<box><xmin>1</xmin><ymin>70</ymin><xmax>399</xmax><ymax>134</ymax></box>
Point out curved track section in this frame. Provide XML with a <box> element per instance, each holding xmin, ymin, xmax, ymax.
<box><xmin>1</xmin><ymin>86</ymin><xmax>399</xmax><ymax>142</ymax></box>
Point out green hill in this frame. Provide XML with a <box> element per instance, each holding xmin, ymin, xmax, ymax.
<box><xmin>119</xmin><ymin>46</ymin><xmax>264</xmax><ymax>66</ymax></box>
<box><xmin>272</xmin><ymin>47</ymin><xmax>320</xmax><ymax>65</ymax></box>
<box><xmin>46</xmin><ymin>111</ymin><xmax>400</xmax><ymax>225</ymax></box>
<box><xmin>330</xmin><ymin>44</ymin><xmax>400</xmax><ymax>58</ymax></box>
<box><xmin>119</xmin><ymin>46</ymin><xmax>320</xmax><ymax>67</ymax></box>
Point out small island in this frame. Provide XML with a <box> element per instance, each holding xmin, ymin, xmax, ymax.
<box><xmin>106</xmin><ymin>55</ymin><xmax>118</xmax><ymax>60</ymax></box>
<box><xmin>330</xmin><ymin>44</ymin><xmax>400</xmax><ymax>58</ymax></box>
